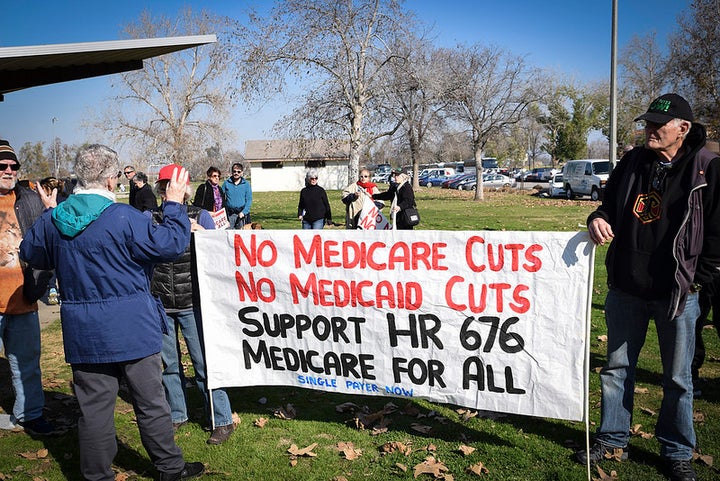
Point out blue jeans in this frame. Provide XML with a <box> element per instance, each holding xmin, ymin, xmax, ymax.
<box><xmin>160</xmin><ymin>308</ymin><xmax>233</xmax><ymax>427</ymax></box>
<box><xmin>228</xmin><ymin>212</ymin><xmax>249</xmax><ymax>229</ymax></box>
<box><xmin>597</xmin><ymin>289</ymin><xmax>698</xmax><ymax>460</ymax></box>
<box><xmin>302</xmin><ymin>219</ymin><xmax>325</xmax><ymax>229</ymax></box>
<box><xmin>0</xmin><ymin>311</ymin><xmax>44</xmax><ymax>422</ymax></box>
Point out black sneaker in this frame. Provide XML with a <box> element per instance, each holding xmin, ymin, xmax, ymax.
<box><xmin>18</xmin><ymin>416</ymin><xmax>58</xmax><ymax>436</ymax></box>
<box><xmin>158</xmin><ymin>462</ymin><xmax>205</xmax><ymax>481</ymax></box>
<box><xmin>666</xmin><ymin>459</ymin><xmax>697</xmax><ymax>481</ymax></box>
<box><xmin>574</xmin><ymin>441</ymin><xmax>628</xmax><ymax>466</ymax></box>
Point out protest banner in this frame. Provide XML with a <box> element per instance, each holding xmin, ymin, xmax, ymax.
<box><xmin>357</xmin><ymin>194</ymin><xmax>391</xmax><ymax>230</ymax></box>
<box><xmin>195</xmin><ymin>229</ymin><xmax>594</xmax><ymax>422</ymax></box>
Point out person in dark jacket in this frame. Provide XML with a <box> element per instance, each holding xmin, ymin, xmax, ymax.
<box><xmin>192</xmin><ymin>166</ymin><xmax>224</xmax><ymax>213</ymax></box>
<box><xmin>152</xmin><ymin>164</ymin><xmax>235</xmax><ymax>445</ymax></box>
<box><xmin>574</xmin><ymin>94</ymin><xmax>720</xmax><ymax>481</ymax></box>
<box><xmin>123</xmin><ymin>165</ymin><xmax>138</xmax><ymax>205</ymax></box>
<box><xmin>297</xmin><ymin>170</ymin><xmax>332</xmax><ymax>229</ymax></box>
<box><xmin>19</xmin><ymin>145</ymin><xmax>204</xmax><ymax>481</ymax></box>
<box><xmin>0</xmin><ymin>140</ymin><xmax>56</xmax><ymax>435</ymax></box>
<box><xmin>131</xmin><ymin>171</ymin><xmax>158</xmax><ymax>212</ymax></box>
<box><xmin>373</xmin><ymin>170</ymin><xmax>417</xmax><ymax>230</ymax></box>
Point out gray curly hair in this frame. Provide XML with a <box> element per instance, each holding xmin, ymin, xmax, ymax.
<box><xmin>73</xmin><ymin>144</ymin><xmax>120</xmax><ymax>189</ymax></box>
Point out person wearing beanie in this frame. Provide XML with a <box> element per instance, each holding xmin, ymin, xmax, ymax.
<box><xmin>0</xmin><ymin>139</ymin><xmax>57</xmax><ymax>436</ymax></box>
<box><xmin>575</xmin><ymin>94</ymin><xmax>720</xmax><ymax>481</ymax></box>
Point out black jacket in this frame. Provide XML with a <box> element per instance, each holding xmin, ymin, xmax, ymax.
<box><xmin>13</xmin><ymin>184</ymin><xmax>53</xmax><ymax>303</ymax></box>
<box><xmin>297</xmin><ymin>184</ymin><xmax>332</xmax><ymax>223</ymax></box>
<box><xmin>193</xmin><ymin>181</ymin><xmax>224</xmax><ymax>212</ymax></box>
<box><xmin>373</xmin><ymin>181</ymin><xmax>416</xmax><ymax>229</ymax></box>
<box><xmin>588</xmin><ymin>123</ymin><xmax>720</xmax><ymax>317</ymax></box>
<box><xmin>150</xmin><ymin>205</ymin><xmax>202</xmax><ymax>311</ymax></box>
<box><xmin>132</xmin><ymin>183</ymin><xmax>158</xmax><ymax>212</ymax></box>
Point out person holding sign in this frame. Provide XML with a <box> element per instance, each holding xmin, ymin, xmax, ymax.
<box><xmin>19</xmin><ymin>146</ymin><xmax>204</xmax><ymax>481</ymax></box>
<box><xmin>341</xmin><ymin>169</ymin><xmax>382</xmax><ymax>229</ymax></box>
<box><xmin>150</xmin><ymin>164</ymin><xmax>235</xmax><ymax>445</ymax></box>
<box><xmin>297</xmin><ymin>170</ymin><xmax>332</xmax><ymax>229</ymax></box>
<box><xmin>373</xmin><ymin>170</ymin><xmax>417</xmax><ymax>230</ymax></box>
<box><xmin>577</xmin><ymin>94</ymin><xmax>720</xmax><ymax>481</ymax></box>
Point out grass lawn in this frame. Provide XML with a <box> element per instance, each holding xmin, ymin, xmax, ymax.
<box><xmin>1</xmin><ymin>187</ymin><xmax>719</xmax><ymax>480</ymax></box>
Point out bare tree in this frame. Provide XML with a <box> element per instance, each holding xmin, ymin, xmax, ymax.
<box><xmin>620</xmin><ymin>32</ymin><xmax>669</xmax><ymax>104</ymax></box>
<box><xmin>383</xmin><ymin>39</ymin><xmax>453</xmax><ymax>188</ymax></box>
<box><xmin>442</xmin><ymin>44</ymin><xmax>542</xmax><ymax>200</ymax></box>
<box><xmin>233</xmin><ymin>0</ymin><xmax>413</xmax><ymax>184</ymax></box>
<box><xmin>92</xmin><ymin>8</ymin><xmax>238</xmax><ymax>177</ymax></box>
<box><xmin>667</xmin><ymin>0</ymin><xmax>720</xmax><ymax>136</ymax></box>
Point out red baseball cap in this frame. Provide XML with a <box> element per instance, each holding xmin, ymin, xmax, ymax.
<box><xmin>156</xmin><ymin>164</ymin><xmax>190</xmax><ymax>184</ymax></box>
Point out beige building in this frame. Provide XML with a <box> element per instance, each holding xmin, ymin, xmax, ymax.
<box><xmin>244</xmin><ymin>139</ymin><xmax>350</xmax><ymax>192</ymax></box>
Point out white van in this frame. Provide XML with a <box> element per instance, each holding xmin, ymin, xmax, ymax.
<box><xmin>562</xmin><ymin>159</ymin><xmax>611</xmax><ymax>201</ymax></box>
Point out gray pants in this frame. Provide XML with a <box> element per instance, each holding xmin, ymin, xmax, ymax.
<box><xmin>72</xmin><ymin>353</ymin><xmax>185</xmax><ymax>481</ymax></box>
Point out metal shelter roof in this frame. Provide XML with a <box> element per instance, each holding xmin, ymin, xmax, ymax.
<box><xmin>0</xmin><ymin>34</ymin><xmax>216</xmax><ymax>100</ymax></box>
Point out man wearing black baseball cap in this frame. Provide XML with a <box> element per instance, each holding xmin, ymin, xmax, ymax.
<box><xmin>576</xmin><ymin>94</ymin><xmax>720</xmax><ymax>481</ymax></box>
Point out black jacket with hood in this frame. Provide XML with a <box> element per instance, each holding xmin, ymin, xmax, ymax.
<box><xmin>588</xmin><ymin>123</ymin><xmax>720</xmax><ymax>318</ymax></box>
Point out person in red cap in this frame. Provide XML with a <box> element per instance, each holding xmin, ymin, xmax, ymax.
<box><xmin>151</xmin><ymin>164</ymin><xmax>236</xmax><ymax>445</ymax></box>
<box><xmin>19</xmin><ymin>147</ymin><xmax>204</xmax><ymax>481</ymax></box>
<box><xmin>575</xmin><ymin>94</ymin><xmax>720</xmax><ymax>481</ymax></box>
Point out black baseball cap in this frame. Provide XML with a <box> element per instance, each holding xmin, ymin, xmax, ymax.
<box><xmin>634</xmin><ymin>93</ymin><xmax>694</xmax><ymax>124</ymax></box>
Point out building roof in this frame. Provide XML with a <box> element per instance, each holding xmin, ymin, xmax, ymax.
<box><xmin>245</xmin><ymin>139</ymin><xmax>350</xmax><ymax>162</ymax></box>
<box><xmin>0</xmin><ymin>35</ymin><xmax>216</xmax><ymax>100</ymax></box>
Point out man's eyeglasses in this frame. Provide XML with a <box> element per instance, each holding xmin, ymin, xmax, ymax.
<box><xmin>123</xmin><ymin>171</ymin><xmax>134</xmax><ymax>175</ymax></box>
<box><xmin>0</xmin><ymin>162</ymin><xmax>20</xmax><ymax>171</ymax></box>
<box><xmin>309</xmin><ymin>177</ymin><xmax>318</xmax><ymax>180</ymax></box>
<box><xmin>232</xmin><ymin>170</ymin><xmax>243</xmax><ymax>174</ymax></box>
<box><xmin>360</xmin><ymin>175</ymin><xmax>369</xmax><ymax>178</ymax></box>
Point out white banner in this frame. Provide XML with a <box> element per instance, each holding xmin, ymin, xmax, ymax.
<box><xmin>357</xmin><ymin>194</ymin><xmax>391</xmax><ymax>230</ymax></box>
<box><xmin>195</xmin><ymin>230</ymin><xmax>594</xmax><ymax>421</ymax></box>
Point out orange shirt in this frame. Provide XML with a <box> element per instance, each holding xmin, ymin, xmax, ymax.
<box><xmin>0</xmin><ymin>191</ymin><xmax>37</xmax><ymax>314</ymax></box>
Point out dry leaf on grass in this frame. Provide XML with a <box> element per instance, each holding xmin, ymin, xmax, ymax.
<box><xmin>273</xmin><ymin>404</ymin><xmax>297</xmax><ymax>420</ymax></box>
<box><xmin>456</xmin><ymin>444</ymin><xmax>476</xmax><ymax>456</ymax></box>
<box><xmin>337</xmin><ymin>442</ymin><xmax>362</xmax><ymax>460</ymax></box>
<box><xmin>693</xmin><ymin>410</ymin><xmax>705</xmax><ymax>423</ymax></box>
<box><xmin>19</xmin><ymin>448</ymin><xmax>48</xmax><ymax>459</ymax></box>
<box><xmin>639</xmin><ymin>406</ymin><xmax>657</xmax><ymax>416</ymax></box>
<box><xmin>232</xmin><ymin>412</ymin><xmax>242</xmax><ymax>427</ymax></box>
<box><xmin>592</xmin><ymin>465</ymin><xmax>618</xmax><ymax>481</ymax></box>
<box><xmin>466</xmin><ymin>462</ymin><xmax>489</xmax><ymax>476</ymax></box>
<box><xmin>634</xmin><ymin>387</ymin><xmax>649</xmax><ymax>394</ymax></box>
<box><xmin>692</xmin><ymin>451</ymin><xmax>714</xmax><ymax>467</ymax></box>
<box><xmin>395</xmin><ymin>463</ymin><xmax>408</xmax><ymax>472</ymax></box>
<box><xmin>380</xmin><ymin>441</ymin><xmax>412</xmax><ymax>456</ymax></box>
<box><xmin>332</xmin><ymin>477</ymin><xmax>349</xmax><ymax>481</ymax></box>
<box><xmin>115</xmin><ymin>472</ymin><xmax>131</xmax><ymax>481</ymax></box>
<box><xmin>371</xmin><ymin>426</ymin><xmax>389</xmax><ymax>436</ymax></box>
<box><xmin>456</xmin><ymin>408</ymin><xmax>478</xmax><ymax>422</ymax></box>
<box><xmin>413</xmin><ymin>456</ymin><xmax>449</xmax><ymax>479</ymax></box>
<box><xmin>254</xmin><ymin>417</ymin><xmax>268</xmax><ymax>428</ymax></box>
<box><xmin>630</xmin><ymin>424</ymin><xmax>654</xmax><ymax>439</ymax></box>
<box><xmin>597</xmin><ymin>335</ymin><xmax>608</xmax><ymax>342</ymax></box>
<box><xmin>411</xmin><ymin>423</ymin><xmax>433</xmax><ymax>434</ymax></box>
<box><xmin>288</xmin><ymin>443</ymin><xmax>318</xmax><ymax>457</ymax></box>
<box><xmin>604</xmin><ymin>448</ymin><xmax>627</xmax><ymax>463</ymax></box>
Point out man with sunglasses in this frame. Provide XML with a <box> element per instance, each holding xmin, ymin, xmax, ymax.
<box><xmin>576</xmin><ymin>94</ymin><xmax>720</xmax><ymax>481</ymax></box>
<box><xmin>123</xmin><ymin>165</ymin><xmax>138</xmax><ymax>207</ymax></box>
<box><xmin>221</xmin><ymin>163</ymin><xmax>252</xmax><ymax>229</ymax></box>
<box><xmin>0</xmin><ymin>140</ymin><xmax>57</xmax><ymax>435</ymax></box>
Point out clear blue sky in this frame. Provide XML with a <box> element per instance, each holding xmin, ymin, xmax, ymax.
<box><xmin>0</xmin><ymin>0</ymin><xmax>689</xmax><ymax>157</ymax></box>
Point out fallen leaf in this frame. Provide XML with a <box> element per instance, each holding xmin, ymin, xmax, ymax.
<box><xmin>333</xmin><ymin>477</ymin><xmax>349</xmax><ymax>481</ymax></box>
<box><xmin>597</xmin><ymin>335</ymin><xmax>608</xmax><ymax>342</ymax></box>
<box><xmin>411</xmin><ymin>423</ymin><xmax>433</xmax><ymax>434</ymax></box>
<box><xmin>692</xmin><ymin>452</ymin><xmax>713</xmax><ymax>467</ymax></box>
<box><xmin>604</xmin><ymin>448</ymin><xmax>626</xmax><ymax>463</ymax></box>
<box><xmin>254</xmin><ymin>417</ymin><xmax>268</xmax><ymax>428</ymax></box>
<box><xmin>288</xmin><ymin>443</ymin><xmax>318</xmax><ymax>457</ymax></box>
<box><xmin>335</xmin><ymin>402</ymin><xmax>359</xmax><ymax>413</ymax></box>
<box><xmin>395</xmin><ymin>463</ymin><xmax>408</xmax><ymax>472</ymax></box>
<box><xmin>232</xmin><ymin>412</ymin><xmax>242</xmax><ymax>427</ymax></box>
<box><xmin>693</xmin><ymin>411</ymin><xmax>705</xmax><ymax>423</ymax></box>
<box><xmin>639</xmin><ymin>406</ymin><xmax>656</xmax><ymax>416</ymax></box>
<box><xmin>115</xmin><ymin>472</ymin><xmax>130</xmax><ymax>481</ymax></box>
<box><xmin>274</xmin><ymin>404</ymin><xmax>297</xmax><ymax>420</ymax></box>
<box><xmin>634</xmin><ymin>387</ymin><xmax>649</xmax><ymax>394</ymax></box>
<box><xmin>413</xmin><ymin>456</ymin><xmax>449</xmax><ymax>479</ymax></box>
<box><xmin>456</xmin><ymin>409</ymin><xmax>478</xmax><ymax>422</ymax></box>
<box><xmin>466</xmin><ymin>462</ymin><xmax>489</xmax><ymax>476</ymax></box>
<box><xmin>592</xmin><ymin>465</ymin><xmax>618</xmax><ymax>481</ymax></box>
<box><xmin>337</xmin><ymin>442</ymin><xmax>362</xmax><ymax>460</ymax></box>
<box><xmin>456</xmin><ymin>444</ymin><xmax>476</xmax><ymax>456</ymax></box>
<box><xmin>380</xmin><ymin>441</ymin><xmax>412</xmax><ymax>456</ymax></box>
<box><xmin>371</xmin><ymin>426</ymin><xmax>388</xmax><ymax>436</ymax></box>
<box><xmin>19</xmin><ymin>448</ymin><xmax>48</xmax><ymax>460</ymax></box>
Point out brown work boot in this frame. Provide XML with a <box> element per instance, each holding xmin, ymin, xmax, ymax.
<box><xmin>207</xmin><ymin>424</ymin><xmax>234</xmax><ymax>445</ymax></box>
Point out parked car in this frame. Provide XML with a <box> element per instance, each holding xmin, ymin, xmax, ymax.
<box><xmin>483</xmin><ymin>174</ymin><xmax>514</xmax><ymax>190</ymax></box>
<box><xmin>441</xmin><ymin>173</ymin><xmax>472</xmax><ymax>189</ymax></box>
<box><xmin>563</xmin><ymin>159</ymin><xmax>611</xmax><ymax>201</ymax></box>
<box><xmin>456</xmin><ymin>175</ymin><xmax>477</xmax><ymax>190</ymax></box>
<box><xmin>420</xmin><ymin>173</ymin><xmax>450</xmax><ymax>187</ymax></box>
<box><xmin>371</xmin><ymin>172</ymin><xmax>391</xmax><ymax>183</ymax></box>
<box><xmin>548</xmin><ymin>174</ymin><xmax>566</xmax><ymax>197</ymax></box>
